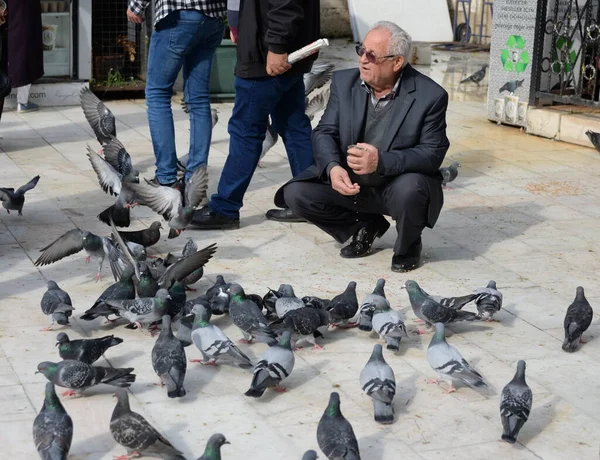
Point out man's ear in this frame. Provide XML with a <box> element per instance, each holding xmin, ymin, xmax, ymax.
<box><xmin>394</xmin><ymin>56</ymin><xmax>405</xmax><ymax>72</ymax></box>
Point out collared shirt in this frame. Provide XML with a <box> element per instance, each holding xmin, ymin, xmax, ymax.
<box><xmin>360</xmin><ymin>73</ymin><xmax>402</xmax><ymax>109</ymax></box>
<box><xmin>129</xmin><ymin>0</ymin><xmax>228</xmax><ymax>27</ymax></box>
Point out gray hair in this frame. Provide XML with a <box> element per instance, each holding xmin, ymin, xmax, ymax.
<box><xmin>371</xmin><ymin>21</ymin><xmax>412</xmax><ymax>66</ymax></box>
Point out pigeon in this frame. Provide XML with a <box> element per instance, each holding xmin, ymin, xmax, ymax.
<box><xmin>432</xmin><ymin>292</ymin><xmax>478</xmax><ymax>310</ymax></box>
<box><xmin>358</xmin><ymin>279</ymin><xmax>388</xmax><ymax>332</ymax></box>
<box><xmin>257</xmin><ymin>119</ymin><xmax>279</xmax><ymax>168</ymax></box>
<box><xmin>585</xmin><ymin>130</ymin><xmax>600</xmax><ymax>152</ymax></box>
<box><xmin>56</xmin><ymin>332</ymin><xmax>123</xmax><ymax>365</ymax></box>
<box><xmin>426</xmin><ymin>323</ymin><xmax>487</xmax><ymax>393</ymax></box>
<box><xmin>360</xmin><ymin>344</ymin><xmax>396</xmax><ymax>424</ymax></box>
<box><xmin>35</xmin><ymin>228</ymin><xmax>112</xmax><ymax>282</ymax></box>
<box><xmin>304</xmin><ymin>61</ymin><xmax>335</xmax><ymax>121</ymax></box>
<box><xmin>158</xmin><ymin>242</ymin><xmax>217</xmax><ymax>289</ymax></box>
<box><xmin>206</xmin><ymin>275</ymin><xmax>230</xmax><ymax>315</ymax></box>
<box><xmin>36</xmin><ymin>360</ymin><xmax>135</xmax><ymax>397</ymax></box>
<box><xmin>439</xmin><ymin>161</ymin><xmax>460</xmax><ymax>188</ymax></box>
<box><xmin>40</xmin><ymin>281</ymin><xmax>74</xmax><ymax>331</ymax></box>
<box><xmin>275</xmin><ymin>284</ymin><xmax>305</xmax><ymax>318</ymax></box>
<box><xmin>0</xmin><ymin>175</ymin><xmax>40</xmax><ymax>216</ymax></box>
<box><xmin>164</xmin><ymin>238</ymin><xmax>205</xmax><ymax>290</ymax></box>
<box><xmin>459</xmin><ymin>64</ymin><xmax>488</xmax><ymax>86</ymax></box>
<box><xmin>500</xmin><ymin>360</ymin><xmax>532</xmax><ymax>444</ymax></box>
<box><xmin>125</xmin><ymin>166</ymin><xmax>209</xmax><ymax>238</ymax></box>
<box><xmin>103</xmin><ymin>135</ymin><xmax>138</xmax><ymax>177</ymax></box>
<box><xmin>302</xmin><ymin>296</ymin><xmax>333</xmax><ymax>311</ymax></box>
<box><xmin>302</xmin><ymin>451</ymin><xmax>319</xmax><ymax>460</ymax></box>
<box><xmin>80</xmin><ymin>86</ymin><xmax>116</xmax><ymax>147</ymax></box>
<box><xmin>110</xmin><ymin>389</ymin><xmax>186</xmax><ymax>460</ymax></box>
<box><xmin>176</xmin><ymin>300</ymin><xmax>211</xmax><ymax>345</ymax></box>
<box><xmin>138</xmin><ymin>263</ymin><xmax>160</xmax><ymax>298</ymax></box>
<box><xmin>191</xmin><ymin>306</ymin><xmax>253</xmax><ymax>367</ymax></box>
<box><xmin>118</xmin><ymin>221</ymin><xmax>162</xmax><ymax>248</ymax></box>
<box><xmin>562</xmin><ymin>286</ymin><xmax>593</xmax><ymax>352</ymax></box>
<box><xmin>227</xmin><ymin>284</ymin><xmax>278</xmax><ymax>345</ymax></box>
<box><xmin>404</xmin><ymin>280</ymin><xmax>480</xmax><ymax>332</ymax></box>
<box><xmin>178</xmin><ymin>104</ymin><xmax>218</xmax><ymax>123</ymax></box>
<box><xmin>328</xmin><ymin>281</ymin><xmax>359</xmax><ymax>327</ymax></box>
<box><xmin>167</xmin><ymin>281</ymin><xmax>187</xmax><ymax>320</ymax></box>
<box><xmin>197</xmin><ymin>433</ymin><xmax>230</xmax><ymax>460</ymax></box>
<box><xmin>80</xmin><ymin>266</ymin><xmax>136</xmax><ymax>322</ymax></box>
<box><xmin>368</xmin><ymin>301</ymin><xmax>407</xmax><ymax>351</ymax></box>
<box><xmin>499</xmin><ymin>79</ymin><xmax>524</xmax><ymax>94</ymax></box>
<box><xmin>33</xmin><ymin>382</ymin><xmax>73</xmax><ymax>460</ymax></box>
<box><xmin>245</xmin><ymin>330</ymin><xmax>295</xmax><ymax>397</ymax></box>
<box><xmin>106</xmin><ymin>238</ymin><xmax>146</xmax><ymax>282</ymax></box>
<box><xmin>317</xmin><ymin>392</ymin><xmax>360</xmax><ymax>460</ymax></box>
<box><xmin>474</xmin><ymin>280</ymin><xmax>503</xmax><ymax>321</ymax></box>
<box><xmin>263</xmin><ymin>286</ymin><xmax>283</xmax><ymax>317</ymax></box>
<box><xmin>105</xmin><ymin>288</ymin><xmax>172</xmax><ymax>331</ymax></box>
<box><xmin>152</xmin><ymin>315</ymin><xmax>187</xmax><ymax>398</ymax></box>
<box><xmin>269</xmin><ymin>307</ymin><xmax>330</xmax><ymax>349</ymax></box>
<box><xmin>206</xmin><ymin>275</ymin><xmax>228</xmax><ymax>299</ymax></box>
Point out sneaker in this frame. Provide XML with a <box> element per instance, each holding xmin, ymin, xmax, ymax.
<box><xmin>17</xmin><ymin>102</ymin><xmax>39</xmax><ymax>113</ymax></box>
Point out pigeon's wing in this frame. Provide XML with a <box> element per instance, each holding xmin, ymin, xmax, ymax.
<box><xmin>304</xmin><ymin>62</ymin><xmax>335</xmax><ymax>95</ymax></box>
<box><xmin>500</xmin><ymin>384</ymin><xmax>532</xmax><ymax>420</ymax></box>
<box><xmin>80</xmin><ymin>87</ymin><xmax>116</xmax><ymax>143</ymax></box>
<box><xmin>87</xmin><ymin>146</ymin><xmax>122</xmax><ymax>196</ymax></box>
<box><xmin>125</xmin><ymin>181</ymin><xmax>181</xmax><ymax>219</ymax></box>
<box><xmin>158</xmin><ymin>243</ymin><xmax>217</xmax><ymax>286</ymax></box>
<box><xmin>0</xmin><ymin>188</ymin><xmax>14</xmax><ymax>202</ymax></box>
<box><xmin>109</xmin><ymin>218</ymin><xmax>140</xmax><ymax>281</ymax></box>
<box><xmin>184</xmin><ymin>166</ymin><xmax>209</xmax><ymax>209</ymax></box>
<box><xmin>428</xmin><ymin>341</ymin><xmax>486</xmax><ymax>387</ymax></box>
<box><xmin>360</xmin><ymin>361</ymin><xmax>396</xmax><ymax>403</ymax></box>
<box><xmin>263</xmin><ymin>345</ymin><xmax>295</xmax><ymax>378</ymax></box>
<box><xmin>35</xmin><ymin>229</ymin><xmax>85</xmax><ymax>266</ymax></box>
<box><xmin>103</xmin><ymin>137</ymin><xmax>134</xmax><ymax>176</ymax></box>
<box><xmin>182</xmin><ymin>238</ymin><xmax>198</xmax><ymax>257</ymax></box>
<box><xmin>16</xmin><ymin>175</ymin><xmax>40</xmax><ymax>195</ymax></box>
<box><xmin>440</xmin><ymin>167</ymin><xmax>451</xmax><ymax>183</ymax></box>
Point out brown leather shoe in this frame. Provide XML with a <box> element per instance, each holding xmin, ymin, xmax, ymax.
<box><xmin>391</xmin><ymin>238</ymin><xmax>422</xmax><ymax>272</ymax></box>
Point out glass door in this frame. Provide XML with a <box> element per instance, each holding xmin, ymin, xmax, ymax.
<box><xmin>40</xmin><ymin>0</ymin><xmax>72</xmax><ymax>77</ymax></box>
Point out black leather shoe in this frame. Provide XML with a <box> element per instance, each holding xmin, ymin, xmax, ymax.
<box><xmin>265</xmin><ymin>208</ymin><xmax>306</xmax><ymax>223</ymax></box>
<box><xmin>189</xmin><ymin>206</ymin><xmax>240</xmax><ymax>230</ymax></box>
<box><xmin>340</xmin><ymin>222</ymin><xmax>387</xmax><ymax>258</ymax></box>
<box><xmin>391</xmin><ymin>238</ymin><xmax>422</xmax><ymax>272</ymax></box>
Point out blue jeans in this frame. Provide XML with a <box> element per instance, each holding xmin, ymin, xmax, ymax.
<box><xmin>146</xmin><ymin>10</ymin><xmax>224</xmax><ymax>184</ymax></box>
<box><xmin>210</xmin><ymin>74</ymin><xmax>314</xmax><ymax>218</ymax></box>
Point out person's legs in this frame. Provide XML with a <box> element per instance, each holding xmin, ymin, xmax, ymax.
<box><xmin>17</xmin><ymin>84</ymin><xmax>31</xmax><ymax>105</ymax></box>
<box><xmin>182</xmin><ymin>16</ymin><xmax>224</xmax><ymax>181</ymax></box>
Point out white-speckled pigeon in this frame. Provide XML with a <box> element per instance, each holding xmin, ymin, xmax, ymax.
<box><xmin>317</xmin><ymin>392</ymin><xmax>360</xmax><ymax>460</ymax></box>
<box><xmin>105</xmin><ymin>288</ymin><xmax>171</xmax><ymax>331</ymax></box>
<box><xmin>152</xmin><ymin>315</ymin><xmax>187</xmax><ymax>398</ymax></box>
<box><xmin>328</xmin><ymin>281</ymin><xmax>359</xmax><ymax>328</ymax></box>
<box><xmin>562</xmin><ymin>286</ymin><xmax>593</xmax><ymax>352</ymax></box>
<box><xmin>474</xmin><ymin>280</ymin><xmax>503</xmax><ymax>321</ymax></box>
<box><xmin>227</xmin><ymin>284</ymin><xmax>278</xmax><ymax>345</ymax></box>
<box><xmin>0</xmin><ymin>174</ymin><xmax>40</xmax><ymax>216</ymax></box>
<box><xmin>500</xmin><ymin>360</ymin><xmax>532</xmax><ymax>444</ymax></box>
<box><xmin>360</xmin><ymin>344</ymin><xmax>396</xmax><ymax>424</ymax></box>
<box><xmin>269</xmin><ymin>307</ymin><xmax>330</xmax><ymax>349</ymax></box>
<box><xmin>80</xmin><ymin>265</ymin><xmax>136</xmax><ymax>323</ymax></box>
<box><xmin>80</xmin><ymin>86</ymin><xmax>116</xmax><ymax>147</ymax></box>
<box><xmin>275</xmin><ymin>284</ymin><xmax>305</xmax><ymax>318</ymax></box>
<box><xmin>33</xmin><ymin>382</ymin><xmax>73</xmax><ymax>460</ymax></box>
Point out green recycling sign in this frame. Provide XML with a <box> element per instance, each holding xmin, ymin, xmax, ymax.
<box><xmin>501</xmin><ymin>35</ymin><xmax>529</xmax><ymax>73</ymax></box>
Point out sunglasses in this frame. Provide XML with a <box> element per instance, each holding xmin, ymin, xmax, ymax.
<box><xmin>355</xmin><ymin>45</ymin><xmax>397</xmax><ymax>63</ymax></box>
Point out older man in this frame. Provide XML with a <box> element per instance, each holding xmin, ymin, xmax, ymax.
<box><xmin>275</xmin><ymin>21</ymin><xmax>449</xmax><ymax>272</ymax></box>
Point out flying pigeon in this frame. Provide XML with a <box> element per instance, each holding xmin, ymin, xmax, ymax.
<box><xmin>162</xmin><ymin>238</ymin><xmax>206</xmax><ymax>290</ymax></box>
<box><xmin>269</xmin><ymin>306</ymin><xmax>330</xmax><ymax>349</ymax></box>
<box><xmin>245</xmin><ymin>330</ymin><xmax>295</xmax><ymax>397</ymax></box>
<box><xmin>439</xmin><ymin>161</ymin><xmax>460</xmax><ymax>188</ymax></box>
<box><xmin>499</xmin><ymin>79</ymin><xmax>524</xmax><ymax>94</ymax></box>
<box><xmin>197</xmin><ymin>433</ymin><xmax>230</xmax><ymax>460</ymax></box>
<box><xmin>33</xmin><ymin>382</ymin><xmax>73</xmax><ymax>460</ymax></box>
<box><xmin>35</xmin><ymin>228</ymin><xmax>112</xmax><ymax>282</ymax></box>
<box><xmin>360</xmin><ymin>344</ymin><xmax>396</xmax><ymax>424</ymax></box>
<box><xmin>40</xmin><ymin>281</ymin><xmax>74</xmax><ymax>331</ymax></box>
<box><xmin>80</xmin><ymin>86</ymin><xmax>116</xmax><ymax>147</ymax></box>
<box><xmin>302</xmin><ymin>451</ymin><xmax>318</xmax><ymax>460</ymax></box>
<box><xmin>358</xmin><ymin>278</ymin><xmax>388</xmax><ymax>332</ymax></box>
<box><xmin>105</xmin><ymin>288</ymin><xmax>172</xmax><ymax>331</ymax></box>
<box><xmin>257</xmin><ymin>120</ymin><xmax>279</xmax><ymax>168</ymax></box>
<box><xmin>500</xmin><ymin>360</ymin><xmax>532</xmax><ymax>444</ymax></box>
<box><xmin>80</xmin><ymin>265</ymin><xmax>136</xmax><ymax>322</ymax></box>
<box><xmin>426</xmin><ymin>323</ymin><xmax>487</xmax><ymax>393</ymax></box>
<box><xmin>36</xmin><ymin>360</ymin><xmax>135</xmax><ymax>397</ymax></box>
<box><xmin>585</xmin><ymin>130</ymin><xmax>600</xmax><ymax>152</ymax></box>
<box><xmin>328</xmin><ymin>281</ymin><xmax>359</xmax><ymax>327</ymax></box>
<box><xmin>152</xmin><ymin>315</ymin><xmax>187</xmax><ymax>398</ymax></box>
<box><xmin>275</xmin><ymin>284</ymin><xmax>305</xmax><ymax>318</ymax></box>
<box><xmin>474</xmin><ymin>280</ymin><xmax>503</xmax><ymax>321</ymax></box>
<box><xmin>228</xmin><ymin>284</ymin><xmax>278</xmax><ymax>345</ymax></box>
<box><xmin>118</xmin><ymin>221</ymin><xmax>162</xmax><ymax>248</ymax></box>
<box><xmin>110</xmin><ymin>389</ymin><xmax>186</xmax><ymax>460</ymax></box>
<box><xmin>460</xmin><ymin>64</ymin><xmax>488</xmax><ymax>86</ymax></box>
<box><xmin>317</xmin><ymin>392</ymin><xmax>360</xmax><ymax>460</ymax></box>
<box><xmin>157</xmin><ymin>242</ymin><xmax>217</xmax><ymax>289</ymax></box>
<box><xmin>191</xmin><ymin>306</ymin><xmax>253</xmax><ymax>367</ymax></box>
<box><xmin>56</xmin><ymin>332</ymin><xmax>123</xmax><ymax>365</ymax></box>
<box><xmin>0</xmin><ymin>175</ymin><xmax>40</xmax><ymax>216</ymax></box>
<box><xmin>562</xmin><ymin>286</ymin><xmax>593</xmax><ymax>352</ymax></box>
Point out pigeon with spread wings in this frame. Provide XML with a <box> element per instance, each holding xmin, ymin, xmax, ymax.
<box><xmin>80</xmin><ymin>86</ymin><xmax>116</xmax><ymax>148</ymax></box>
<box><xmin>0</xmin><ymin>175</ymin><xmax>40</xmax><ymax>216</ymax></box>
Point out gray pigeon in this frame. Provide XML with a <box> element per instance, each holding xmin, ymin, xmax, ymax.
<box><xmin>80</xmin><ymin>265</ymin><xmax>136</xmax><ymax>322</ymax></box>
<box><xmin>360</xmin><ymin>344</ymin><xmax>396</xmax><ymax>424</ymax></box>
<box><xmin>56</xmin><ymin>332</ymin><xmax>123</xmax><ymax>365</ymax></box>
<box><xmin>302</xmin><ymin>296</ymin><xmax>333</xmax><ymax>311</ymax></box>
<box><xmin>499</xmin><ymin>79</ymin><xmax>524</xmax><ymax>94</ymax></box>
<box><xmin>191</xmin><ymin>307</ymin><xmax>252</xmax><ymax>368</ymax></box>
<box><xmin>427</xmin><ymin>323</ymin><xmax>487</xmax><ymax>393</ymax></box>
<box><xmin>118</xmin><ymin>221</ymin><xmax>162</xmax><ymax>248</ymax></box>
<box><xmin>328</xmin><ymin>281</ymin><xmax>359</xmax><ymax>327</ymax></box>
<box><xmin>302</xmin><ymin>451</ymin><xmax>319</xmax><ymax>460</ymax></box>
<box><xmin>562</xmin><ymin>286</ymin><xmax>593</xmax><ymax>352</ymax></box>
<box><xmin>370</xmin><ymin>302</ymin><xmax>407</xmax><ymax>351</ymax></box>
<box><xmin>358</xmin><ymin>279</ymin><xmax>388</xmax><ymax>332</ymax></box>
<box><xmin>304</xmin><ymin>61</ymin><xmax>335</xmax><ymax>121</ymax></box>
<box><xmin>36</xmin><ymin>360</ymin><xmax>135</xmax><ymax>397</ymax></box>
<box><xmin>105</xmin><ymin>288</ymin><xmax>172</xmax><ymax>331</ymax></box>
<box><xmin>158</xmin><ymin>242</ymin><xmax>217</xmax><ymax>289</ymax></box>
<box><xmin>35</xmin><ymin>228</ymin><xmax>112</xmax><ymax>282</ymax></box>
<box><xmin>111</xmin><ymin>389</ymin><xmax>186</xmax><ymax>460</ymax></box>
<box><xmin>404</xmin><ymin>280</ymin><xmax>480</xmax><ymax>332</ymax></box>
<box><xmin>257</xmin><ymin>119</ymin><xmax>279</xmax><ymax>168</ymax></box>
<box><xmin>32</xmin><ymin>382</ymin><xmax>73</xmax><ymax>460</ymax></box>
<box><xmin>439</xmin><ymin>161</ymin><xmax>460</xmax><ymax>187</ymax></box>
<box><xmin>0</xmin><ymin>175</ymin><xmax>40</xmax><ymax>216</ymax></box>
<box><xmin>269</xmin><ymin>307</ymin><xmax>330</xmax><ymax>349</ymax></box>
<box><xmin>197</xmin><ymin>433</ymin><xmax>230</xmax><ymax>460</ymax></box>
<box><xmin>500</xmin><ymin>360</ymin><xmax>532</xmax><ymax>444</ymax></box>
<box><xmin>460</xmin><ymin>64</ymin><xmax>488</xmax><ymax>85</ymax></box>
<box><xmin>176</xmin><ymin>301</ymin><xmax>211</xmax><ymax>347</ymax></box>
<box><xmin>245</xmin><ymin>330</ymin><xmax>295</xmax><ymax>398</ymax></box>
<box><xmin>138</xmin><ymin>263</ymin><xmax>160</xmax><ymax>298</ymax></box>
<box><xmin>474</xmin><ymin>280</ymin><xmax>503</xmax><ymax>321</ymax></box>
<box><xmin>152</xmin><ymin>315</ymin><xmax>187</xmax><ymax>398</ymax></box>
<box><xmin>166</xmin><ymin>238</ymin><xmax>206</xmax><ymax>289</ymax></box>
<box><xmin>40</xmin><ymin>281</ymin><xmax>74</xmax><ymax>332</ymax></box>
<box><xmin>227</xmin><ymin>284</ymin><xmax>278</xmax><ymax>345</ymax></box>
<box><xmin>275</xmin><ymin>284</ymin><xmax>305</xmax><ymax>318</ymax></box>
<box><xmin>585</xmin><ymin>130</ymin><xmax>600</xmax><ymax>151</ymax></box>
<box><xmin>317</xmin><ymin>392</ymin><xmax>360</xmax><ymax>460</ymax></box>
<box><xmin>80</xmin><ymin>86</ymin><xmax>116</xmax><ymax>147</ymax></box>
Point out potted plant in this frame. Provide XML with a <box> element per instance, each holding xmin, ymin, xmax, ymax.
<box><xmin>209</xmin><ymin>18</ymin><xmax>237</xmax><ymax>100</ymax></box>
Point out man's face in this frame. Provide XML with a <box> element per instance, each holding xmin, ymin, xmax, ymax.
<box><xmin>358</xmin><ymin>29</ymin><xmax>404</xmax><ymax>88</ymax></box>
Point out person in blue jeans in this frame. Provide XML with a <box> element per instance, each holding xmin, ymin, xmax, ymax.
<box><xmin>127</xmin><ymin>0</ymin><xmax>228</xmax><ymax>185</ymax></box>
<box><xmin>190</xmin><ymin>0</ymin><xmax>321</xmax><ymax>229</ymax></box>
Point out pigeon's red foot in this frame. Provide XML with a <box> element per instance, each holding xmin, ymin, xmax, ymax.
<box><xmin>184</xmin><ymin>286</ymin><xmax>197</xmax><ymax>292</ymax></box>
<box><xmin>579</xmin><ymin>337</ymin><xmax>586</xmax><ymax>344</ymax></box>
<box><xmin>415</xmin><ymin>329</ymin><xmax>428</xmax><ymax>335</ymax></box>
<box><xmin>18</xmin><ymin>211</ymin><xmax>23</xmax><ymax>216</ymax></box>
<box><xmin>273</xmin><ymin>384</ymin><xmax>287</xmax><ymax>393</ymax></box>
<box><xmin>313</xmin><ymin>344</ymin><xmax>324</xmax><ymax>350</ymax></box>
<box><xmin>40</xmin><ymin>326</ymin><xmax>53</xmax><ymax>332</ymax></box>
<box><xmin>443</xmin><ymin>386</ymin><xmax>457</xmax><ymax>394</ymax></box>
<box><xmin>413</xmin><ymin>319</ymin><xmax>425</xmax><ymax>323</ymax></box>
<box><xmin>85</xmin><ymin>256</ymin><xmax>91</xmax><ymax>264</ymax></box>
<box><xmin>257</xmin><ymin>162</ymin><xmax>264</xmax><ymax>168</ymax></box>
<box><xmin>237</xmin><ymin>338</ymin><xmax>252</xmax><ymax>344</ymax></box>
<box><xmin>104</xmin><ymin>318</ymin><xmax>117</xmax><ymax>325</ymax></box>
<box><xmin>426</xmin><ymin>378</ymin><xmax>440</xmax><ymax>385</ymax></box>
<box><xmin>61</xmin><ymin>389</ymin><xmax>77</xmax><ymax>397</ymax></box>
<box><xmin>345</xmin><ymin>322</ymin><xmax>359</xmax><ymax>328</ymax></box>
<box><xmin>293</xmin><ymin>346</ymin><xmax>303</xmax><ymax>351</ymax></box>
<box><xmin>95</xmin><ymin>272</ymin><xmax>102</xmax><ymax>282</ymax></box>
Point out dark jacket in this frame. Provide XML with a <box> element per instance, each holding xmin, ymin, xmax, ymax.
<box><xmin>275</xmin><ymin>65</ymin><xmax>450</xmax><ymax>228</ymax></box>
<box><xmin>230</xmin><ymin>0</ymin><xmax>320</xmax><ymax>78</ymax></box>
<box><xmin>6</xmin><ymin>0</ymin><xmax>44</xmax><ymax>87</ymax></box>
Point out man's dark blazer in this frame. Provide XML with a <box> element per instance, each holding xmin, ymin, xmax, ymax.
<box><xmin>274</xmin><ymin>64</ymin><xmax>450</xmax><ymax>229</ymax></box>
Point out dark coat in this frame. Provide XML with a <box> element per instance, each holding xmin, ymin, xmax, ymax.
<box><xmin>233</xmin><ymin>0</ymin><xmax>320</xmax><ymax>78</ymax></box>
<box><xmin>6</xmin><ymin>0</ymin><xmax>44</xmax><ymax>87</ymax></box>
<box><xmin>274</xmin><ymin>65</ymin><xmax>450</xmax><ymax>229</ymax></box>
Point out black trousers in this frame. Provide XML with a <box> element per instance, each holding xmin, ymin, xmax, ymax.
<box><xmin>283</xmin><ymin>173</ymin><xmax>438</xmax><ymax>255</ymax></box>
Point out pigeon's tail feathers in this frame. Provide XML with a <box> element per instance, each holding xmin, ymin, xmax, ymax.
<box><xmin>373</xmin><ymin>399</ymin><xmax>394</xmax><ymax>424</ymax></box>
<box><xmin>101</xmin><ymin>367</ymin><xmax>136</xmax><ymax>387</ymax></box>
<box><xmin>98</xmin><ymin>204</ymin><xmax>130</xmax><ymax>228</ymax></box>
<box><xmin>358</xmin><ymin>310</ymin><xmax>374</xmax><ymax>331</ymax></box>
<box><xmin>501</xmin><ymin>433</ymin><xmax>517</xmax><ymax>444</ymax></box>
<box><xmin>244</xmin><ymin>386</ymin><xmax>266</xmax><ymax>398</ymax></box>
<box><xmin>108</xmin><ymin>336</ymin><xmax>124</xmax><ymax>347</ymax></box>
<box><xmin>459</xmin><ymin>75</ymin><xmax>472</xmax><ymax>84</ymax></box>
<box><xmin>254</xmin><ymin>325</ymin><xmax>278</xmax><ymax>346</ymax></box>
<box><xmin>168</xmin><ymin>228</ymin><xmax>181</xmax><ymax>239</ymax></box>
<box><xmin>455</xmin><ymin>309</ymin><xmax>481</xmax><ymax>322</ymax></box>
<box><xmin>53</xmin><ymin>312</ymin><xmax>71</xmax><ymax>325</ymax></box>
<box><xmin>385</xmin><ymin>336</ymin><xmax>400</xmax><ymax>351</ymax></box>
<box><xmin>501</xmin><ymin>414</ymin><xmax>527</xmax><ymax>444</ymax></box>
<box><xmin>167</xmin><ymin>385</ymin><xmax>186</xmax><ymax>398</ymax></box>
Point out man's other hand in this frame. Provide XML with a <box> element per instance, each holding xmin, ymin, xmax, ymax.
<box><xmin>266</xmin><ymin>51</ymin><xmax>291</xmax><ymax>76</ymax></box>
<box><xmin>127</xmin><ymin>8</ymin><xmax>144</xmax><ymax>23</ymax></box>
<box><xmin>347</xmin><ymin>143</ymin><xmax>379</xmax><ymax>175</ymax></box>
<box><xmin>330</xmin><ymin>166</ymin><xmax>360</xmax><ymax>196</ymax></box>
<box><xmin>229</xmin><ymin>27</ymin><xmax>239</xmax><ymax>43</ymax></box>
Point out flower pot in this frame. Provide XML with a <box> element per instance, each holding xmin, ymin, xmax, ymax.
<box><xmin>209</xmin><ymin>38</ymin><xmax>237</xmax><ymax>100</ymax></box>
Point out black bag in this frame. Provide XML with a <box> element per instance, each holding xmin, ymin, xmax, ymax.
<box><xmin>0</xmin><ymin>30</ymin><xmax>10</xmax><ymax>99</ymax></box>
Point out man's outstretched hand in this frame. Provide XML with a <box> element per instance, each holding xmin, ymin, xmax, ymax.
<box><xmin>266</xmin><ymin>51</ymin><xmax>291</xmax><ymax>76</ymax></box>
<box><xmin>127</xmin><ymin>8</ymin><xmax>144</xmax><ymax>23</ymax></box>
<box><xmin>347</xmin><ymin>143</ymin><xmax>379</xmax><ymax>175</ymax></box>
<box><xmin>330</xmin><ymin>166</ymin><xmax>360</xmax><ymax>196</ymax></box>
